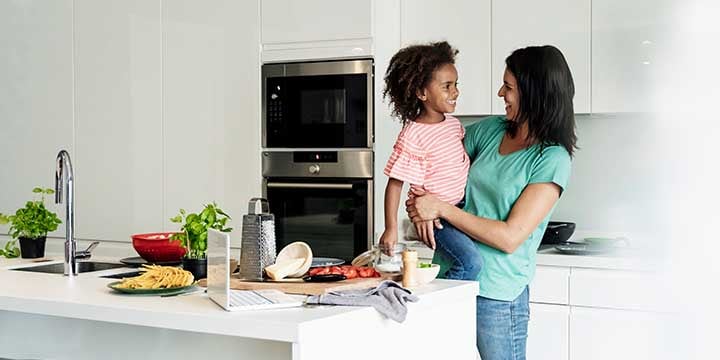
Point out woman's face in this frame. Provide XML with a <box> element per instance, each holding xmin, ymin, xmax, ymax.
<box><xmin>418</xmin><ymin>63</ymin><xmax>459</xmax><ymax>116</ymax></box>
<box><xmin>497</xmin><ymin>68</ymin><xmax>520</xmax><ymax>120</ymax></box>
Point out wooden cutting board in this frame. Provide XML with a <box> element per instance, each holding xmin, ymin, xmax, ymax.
<box><xmin>197</xmin><ymin>276</ymin><xmax>390</xmax><ymax>295</ymax></box>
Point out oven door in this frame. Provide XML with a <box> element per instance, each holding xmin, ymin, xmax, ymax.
<box><xmin>264</xmin><ymin>178</ymin><xmax>373</xmax><ymax>263</ymax></box>
<box><xmin>263</xmin><ymin>59</ymin><xmax>373</xmax><ymax>149</ymax></box>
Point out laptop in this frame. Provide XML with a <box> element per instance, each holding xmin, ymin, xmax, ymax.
<box><xmin>206</xmin><ymin>228</ymin><xmax>303</xmax><ymax>311</ymax></box>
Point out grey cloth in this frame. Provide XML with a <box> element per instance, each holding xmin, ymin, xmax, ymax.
<box><xmin>306</xmin><ymin>280</ymin><xmax>419</xmax><ymax>322</ymax></box>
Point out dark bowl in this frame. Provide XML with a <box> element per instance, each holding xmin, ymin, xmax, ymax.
<box><xmin>541</xmin><ymin>222</ymin><xmax>576</xmax><ymax>245</ymax></box>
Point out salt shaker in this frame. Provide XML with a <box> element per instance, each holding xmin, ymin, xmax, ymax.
<box><xmin>402</xmin><ymin>249</ymin><xmax>418</xmax><ymax>288</ymax></box>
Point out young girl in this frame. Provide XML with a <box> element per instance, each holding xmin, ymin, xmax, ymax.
<box><xmin>379</xmin><ymin>41</ymin><xmax>482</xmax><ymax>281</ymax></box>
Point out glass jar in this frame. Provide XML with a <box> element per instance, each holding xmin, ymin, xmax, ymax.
<box><xmin>373</xmin><ymin>243</ymin><xmax>406</xmax><ymax>273</ymax></box>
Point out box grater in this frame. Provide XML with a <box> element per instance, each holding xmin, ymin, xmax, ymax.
<box><xmin>238</xmin><ymin>198</ymin><xmax>277</xmax><ymax>280</ymax></box>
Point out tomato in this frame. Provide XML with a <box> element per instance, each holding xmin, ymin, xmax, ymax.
<box><xmin>344</xmin><ymin>268</ymin><xmax>358</xmax><ymax>279</ymax></box>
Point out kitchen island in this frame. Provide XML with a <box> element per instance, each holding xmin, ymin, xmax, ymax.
<box><xmin>0</xmin><ymin>257</ymin><xmax>478</xmax><ymax>360</ymax></box>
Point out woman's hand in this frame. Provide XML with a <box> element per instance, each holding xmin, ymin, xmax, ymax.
<box><xmin>406</xmin><ymin>187</ymin><xmax>447</xmax><ymax>249</ymax></box>
<box><xmin>412</xmin><ymin>220</ymin><xmax>437</xmax><ymax>250</ymax></box>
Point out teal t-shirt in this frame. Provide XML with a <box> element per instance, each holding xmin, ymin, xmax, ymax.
<box><xmin>433</xmin><ymin>116</ymin><xmax>572</xmax><ymax>301</ymax></box>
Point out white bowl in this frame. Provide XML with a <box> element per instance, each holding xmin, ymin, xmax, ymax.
<box><xmin>275</xmin><ymin>241</ymin><xmax>313</xmax><ymax>278</ymax></box>
<box><xmin>414</xmin><ymin>264</ymin><xmax>441</xmax><ymax>286</ymax></box>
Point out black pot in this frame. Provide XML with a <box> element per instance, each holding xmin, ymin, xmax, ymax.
<box><xmin>182</xmin><ymin>258</ymin><xmax>207</xmax><ymax>280</ymax></box>
<box><xmin>19</xmin><ymin>236</ymin><xmax>47</xmax><ymax>259</ymax></box>
<box><xmin>541</xmin><ymin>222</ymin><xmax>576</xmax><ymax>245</ymax></box>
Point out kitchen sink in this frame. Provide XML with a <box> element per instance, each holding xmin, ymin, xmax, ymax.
<box><xmin>11</xmin><ymin>261</ymin><xmax>126</xmax><ymax>274</ymax></box>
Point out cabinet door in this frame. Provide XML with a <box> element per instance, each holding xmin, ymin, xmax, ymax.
<box><xmin>163</xmin><ymin>0</ymin><xmax>261</xmax><ymax>247</ymax></box>
<box><xmin>592</xmin><ymin>0</ymin><xmax>669</xmax><ymax>113</ymax></box>
<box><xmin>0</xmin><ymin>0</ymin><xmax>73</xmax><ymax>239</ymax></box>
<box><xmin>261</xmin><ymin>0</ymin><xmax>372</xmax><ymax>44</ymax></box>
<box><xmin>491</xmin><ymin>0</ymin><xmax>590</xmax><ymax>114</ymax></box>
<box><xmin>401</xmin><ymin>0</ymin><xmax>492</xmax><ymax>115</ymax></box>
<box><xmin>74</xmin><ymin>0</ymin><xmax>163</xmax><ymax>241</ymax></box>
<box><xmin>570</xmin><ymin>307</ymin><xmax>669</xmax><ymax>360</ymax></box>
<box><xmin>528</xmin><ymin>303</ymin><xmax>569</xmax><ymax>360</ymax></box>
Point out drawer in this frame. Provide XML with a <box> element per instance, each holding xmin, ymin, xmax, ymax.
<box><xmin>530</xmin><ymin>265</ymin><xmax>570</xmax><ymax>305</ymax></box>
<box><xmin>569</xmin><ymin>268</ymin><xmax>664</xmax><ymax>311</ymax></box>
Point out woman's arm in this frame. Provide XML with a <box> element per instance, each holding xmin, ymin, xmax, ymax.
<box><xmin>407</xmin><ymin>183</ymin><xmax>562</xmax><ymax>254</ymax></box>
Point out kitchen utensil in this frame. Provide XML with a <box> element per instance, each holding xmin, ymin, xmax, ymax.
<box><xmin>275</xmin><ymin>241</ymin><xmax>313</xmax><ymax>278</ymax></box>
<box><xmin>119</xmin><ymin>256</ymin><xmax>181</xmax><ymax>267</ymax></box>
<box><xmin>541</xmin><ymin>222</ymin><xmax>576</xmax><ymax>245</ymax></box>
<box><xmin>415</xmin><ymin>263</ymin><xmax>441</xmax><ymax>286</ymax></box>
<box><xmin>107</xmin><ymin>281</ymin><xmax>198</xmax><ymax>296</ymax></box>
<box><xmin>238</xmin><ymin>198</ymin><xmax>277</xmax><ymax>280</ymax></box>
<box><xmin>303</xmin><ymin>274</ymin><xmax>346</xmax><ymax>282</ymax></box>
<box><xmin>131</xmin><ymin>232</ymin><xmax>186</xmax><ymax>262</ymax></box>
<box><xmin>584</xmin><ymin>237</ymin><xmax>629</xmax><ymax>247</ymax></box>
<box><xmin>374</xmin><ymin>243</ymin><xmax>406</xmax><ymax>273</ymax></box>
<box><xmin>311</xmin><ymin>257</ymin><xmax>345</xmax><ymax>267</ymax></box>
<box><xmin>197</xmin><ymin>276</ymin><xmax>384</xmax><ymax>295</ymax></box>
<box><xmin>553</xmin><ymin>243</ymin><xmax>617</xmax><ymax>256</ymax></box>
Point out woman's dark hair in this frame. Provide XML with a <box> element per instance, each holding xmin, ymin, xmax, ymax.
<box><xmin>383</xmin><ymin>41</ymin><xmax>458</xmax><ymax>124</ymax></box>
<box><xmin>505</xmin><ymin>45</ymin><xmax>578</xmax><ymax>157</ymax></box>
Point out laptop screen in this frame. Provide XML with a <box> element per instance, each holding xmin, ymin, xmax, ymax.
<box><xmin>207</xmin><ymin>228</ymin><xmax>231</xmax><ymax>309</ymax></box>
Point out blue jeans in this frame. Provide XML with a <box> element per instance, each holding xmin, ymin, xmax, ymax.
<box><xmin>476</xmin><ymin>286</ymin><xmax>530</xmax><ymax>360</ymax></box>
<box><xmin>433</xmin><ymin>218</ymin><xmax>483</xmax><ymax>280</ymax></box>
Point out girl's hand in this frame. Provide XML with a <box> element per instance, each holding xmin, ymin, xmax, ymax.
<box><xmin>378</xmin><ymin>229</ymin><xmax>398</xmax><ymax>256</ymax></box>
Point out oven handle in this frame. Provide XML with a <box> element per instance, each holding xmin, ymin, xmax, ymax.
<box><xmin>266</xmin><ymin>182</ymin><xmax>354</xmax><ymax>190</ymax></box>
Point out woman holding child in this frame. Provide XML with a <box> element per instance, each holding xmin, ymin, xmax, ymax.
<box><xmin>381</xmin><ymin>42</ymin><xmax>577</xmax><ymax>359</ymax></box>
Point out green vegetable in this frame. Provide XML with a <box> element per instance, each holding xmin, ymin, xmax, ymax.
<box><xmin>0</xmin><ymin>239</ymin><xmax>20</xmax><ymax>258</ymax></box>
<box><xmin>418</xmin><ymin>262</ymin><xmax>433</xmax><ymax>268</ymax></box>
<box><xmin>0</xmin><ymin>187</ymin><xmax>62</xmax><ymax>240</ymax></box>
<box><xmin>169</xmin><ymin>202</ymin><xmax>232</xmax><ymax>259</ymax></box>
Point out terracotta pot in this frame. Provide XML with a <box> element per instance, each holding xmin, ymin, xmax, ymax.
<box><xmin>19</xmin><ymin>236</ymin><xmax>46</xmax><ymax>259</ymax></box>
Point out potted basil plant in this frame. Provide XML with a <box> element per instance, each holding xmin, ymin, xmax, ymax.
<box><xmin>170</xmin><ymin>202</ymin><xmax>231</xmax><ymax>279</ymax></box>
<box><xmin>0</xmin><ymin>187</ymin><xmax>62</xmax><ymax>258</ymax></box>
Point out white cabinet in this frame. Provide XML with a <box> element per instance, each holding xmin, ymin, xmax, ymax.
<box><xmin>491</xmin><ymin>0</ymin><xmax>590</xmax><ymax>114</ymax></box>
<box><xmin>74</xmin><ymin>0</ymin><xmax>163</xmax><ymax>241</ymax></box>
<box><xmin>569</xmin><ymin>306</ymin><xmax>668</xmax><ymax>360</ymax></box>
<box><xmin>530</xmin><ymin>265</ymin><xmax>570</xmax><ymax>304</ymax></box>
<box><xmin>0</xmin><ymin>0</ymin><xmax>74</xmax><ymax>239</ymax></box>
<box><xmin>400</xmin><ymin>0</ymin><xmax>492</xmax><ymax>115</ymax></box>
<box><xmin>591</xmin><ymin>0</ymin><xmax>666</xmax><ymax>113</ymax></box>
<box><xmin>528</xmin><ymin>303</ymin><xmax>569</xmax><ymax>360</ymax></box>
<box><xmin>261</xmin><ymin>0</ymin><xmax>373</xmax><ymax>62</ymax></box>
<box><xmin>163</xmin><ymin>0</ymin><xmax>261</xmax><ymax>247</ymax></box>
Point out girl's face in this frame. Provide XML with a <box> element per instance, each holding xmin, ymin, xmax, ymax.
<box><xmin>418</xmin><ymin>63</ymin><xmax>459</xmax><ymax>117</ymax></box>
<box><xmin>498</xmin><ymin>68</ymin><xmax>520</xmax><ymax>121</ymax></box>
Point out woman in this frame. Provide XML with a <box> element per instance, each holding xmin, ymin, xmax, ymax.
<box><xmin>406</xmin><ymin>45</ymin><xmax>577</xmax><ymax>359</ymax></box>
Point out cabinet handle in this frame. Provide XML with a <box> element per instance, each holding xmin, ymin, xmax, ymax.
<box><xmin>266</xmin><ymin>182</ymin><xmax>353</xmax><ymax>190</ymax></box>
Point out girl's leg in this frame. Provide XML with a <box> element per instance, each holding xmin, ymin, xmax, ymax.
<box><xmin>476</xmin><ymin>287</ymin><xmax>530</xmax><ymax>360</ymax></box>
<box><xmin>434</xmin><ymin>219</ymin><xmax>483</xmax><ymax>280</ymax></box>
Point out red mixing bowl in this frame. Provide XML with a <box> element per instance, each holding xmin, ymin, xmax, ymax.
<box><xmin>131</xmin><ymin>232</ymin><xmax>187</xmax><ymax>262</ymax></box>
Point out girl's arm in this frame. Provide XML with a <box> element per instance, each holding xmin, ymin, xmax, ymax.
<box><xmin>379</xmin><ymin>178</ymin><xmax>404</xmax><ymax>249</ymax></box>
<box><xmin>406</xmin><ymin>183</ymin><xmax>561</xmax><ymax>253</ymax></box>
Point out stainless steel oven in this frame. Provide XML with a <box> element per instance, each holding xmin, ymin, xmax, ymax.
<box><xmin>262</xmin><ymin>59</ymin><xmax>373</xmax><ymax>149</ymax></box>
<box><xmin>262</xmin><ymin>150</ymin><xmax>373</xmax><ymax>263</ymax></box>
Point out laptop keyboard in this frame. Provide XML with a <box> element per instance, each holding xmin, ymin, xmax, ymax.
<box><xmin>229</xmin><ymin>290</ymin><xmax>273</xmax><ymax>307</ymax></box>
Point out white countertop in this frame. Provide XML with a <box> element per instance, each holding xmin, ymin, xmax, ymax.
<box><xmin>0</xmin><ymin>256</ymin><xmax>477</xmax><ymax>343</ymax></box>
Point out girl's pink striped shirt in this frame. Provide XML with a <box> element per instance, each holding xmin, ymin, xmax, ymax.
<box><xmin>384</xmin><ymin>115</ymin><xmax>469</xmax><ymax>205</ymax></box>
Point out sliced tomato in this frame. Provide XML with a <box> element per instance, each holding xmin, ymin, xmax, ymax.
<box><xmin>344</xmin><ymin>268</ymin><xmax>358</xmax><ymax>279</ymax></box>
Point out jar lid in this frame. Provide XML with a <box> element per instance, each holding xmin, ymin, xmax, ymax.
<box><xmin>351</xmin><ymin>248</ymin><xmax>378</xmax><ymax>267</ymax></box>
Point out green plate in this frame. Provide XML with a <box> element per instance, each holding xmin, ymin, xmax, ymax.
<box><xmin>107</xmin><ymin>281</ymin><xmax>196</xmax><ymax>296</ymax></box>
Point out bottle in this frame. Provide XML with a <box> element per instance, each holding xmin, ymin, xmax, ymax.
<box><xmin>402</xmin><ymin>249</ymin><xmax>418</xmax><ymax>288</ymax></box>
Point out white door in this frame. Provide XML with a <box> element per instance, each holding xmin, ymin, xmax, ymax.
<box><xmin>527</xmin><ymin>303</ymin><xmax>569</xmax><ymax>360</ymax></box>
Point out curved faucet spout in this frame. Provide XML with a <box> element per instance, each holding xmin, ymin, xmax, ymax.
<box><xmin>56</xmin><ymin>150</ymin><xmax>76</xmax><ymax>276</ymax></box>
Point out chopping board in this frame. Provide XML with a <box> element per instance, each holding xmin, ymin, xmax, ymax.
<box><xmin>198</xmin><ymin>275</ymin><xmax>399</xmax><ymax>295</ymax></box>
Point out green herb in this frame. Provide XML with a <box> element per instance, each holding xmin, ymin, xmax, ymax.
<box><xmin>169</xmin><ymin>202</ymin><xmax>232</xmax><ymax>259</ymax></box>
<box><xmin>0</xmin><ymin>187</ymin><xmax>62</xmax><ymax>240</ymax></box>
<box><xmin>417</xmin><ymin>262</ymin><xmax>434</xmax><ymax>268</ymax></box>
<box><xmin>0</xmin><ymin>239</ymin><xmax>20</xmax><ymax>258</ymax></box>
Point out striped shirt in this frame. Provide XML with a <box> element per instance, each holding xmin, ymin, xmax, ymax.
<box><xmin>384</xmin><ymin>115</ymin><xmax>469</xmax><ymax>205</ymax></box>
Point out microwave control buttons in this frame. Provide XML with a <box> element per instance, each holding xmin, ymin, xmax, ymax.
<box><xmin>308</xmin><ymin>164</ymin><xmax>321</xmax><ymax>175</ymax></box>
<box><xmin>271</xmin><ymin>93</ymin><xmax>279</xmax><ymax>100</ymax></box>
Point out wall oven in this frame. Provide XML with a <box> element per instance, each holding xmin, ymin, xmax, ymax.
<box><xmin>262</xmin><ymin>59</ymin><xmax>373</xmax><ymax>149</ymax></box>
<box><xmin>262</xmin><ymin>151</ymin><xmax>373</xmax><ymax>263</ymax></box>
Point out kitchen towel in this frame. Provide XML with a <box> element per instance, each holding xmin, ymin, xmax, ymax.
<box><xmin>305</xmin><ymin>280</ymin><xmax>419</xmax><ymax>322</ymax></box>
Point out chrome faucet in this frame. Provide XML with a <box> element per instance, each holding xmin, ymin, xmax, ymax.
<box><xmin>55</xmin><ymin>150</ymin><xmax>77</xmax><ymax>276</ymax></box>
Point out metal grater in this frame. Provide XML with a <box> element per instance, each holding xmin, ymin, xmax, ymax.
<box><xmin>238</xmin><ymin>198</ymin><xmax>277</xmax><ymax>280</ymax></box>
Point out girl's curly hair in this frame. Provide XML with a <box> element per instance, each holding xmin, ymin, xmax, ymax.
<box><xmin>383</xmin><ymin>41</ymin><xmax>459</xmax><ymax>124</ymax></box>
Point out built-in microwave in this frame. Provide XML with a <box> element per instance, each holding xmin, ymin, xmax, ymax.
<box><xmin>262</xmin><ymin>59</ymin><xmax>373</xmax><ymax>149</ymax></box>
